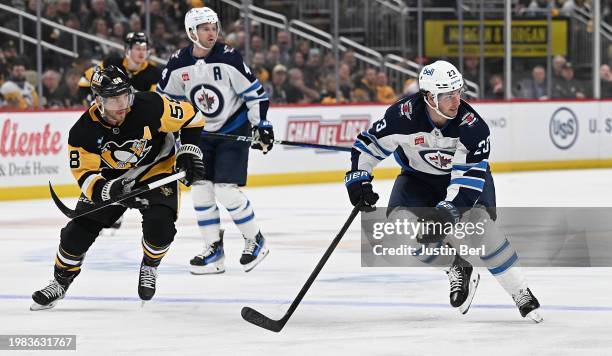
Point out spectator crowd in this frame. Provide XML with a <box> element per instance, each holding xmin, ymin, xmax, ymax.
<box><xmin>0</xmin><ymin>0</ymin><xmax>611</xmax><ymax>109</ymax></box>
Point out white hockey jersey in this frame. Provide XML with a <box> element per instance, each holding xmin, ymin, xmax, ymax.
<box><xmin>351</xmin><ymin>93</ymin><xmax>492</xmax><ymax>208</ymax></box>
<box><xmin>156</xmin><ymin>43</ymin><xmax>269</xmax><ymax>132</ymax></box>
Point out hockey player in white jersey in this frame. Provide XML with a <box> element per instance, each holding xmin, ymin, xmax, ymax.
<box><xmin>157</xmin><ymin>7</ymin><xmax>271</xmax><ymax>274</ymax></box>
<box><xmin>345</xmin><ymin>60</ymin><xmax>543</xmax><ymax>322</ymax></box>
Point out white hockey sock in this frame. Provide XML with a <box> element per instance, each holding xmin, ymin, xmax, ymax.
<box><xmin>191</xmin><ymin>181</ymin><xmax>221</xmax><ymax>246</ymax></box>
<box><xmin>463</xmin><ymin>207</ymin><xmax>528</xmax><ymax>296</ymax></box>
<box><xmin>494</xmin><ymin>267</ymin><xmax>528</xmax><ymax>296</ymax></box>
<box><xmin>215</xmin><ymin>183</ymin><xmax>259</xmax><ymax>240</ymax></box>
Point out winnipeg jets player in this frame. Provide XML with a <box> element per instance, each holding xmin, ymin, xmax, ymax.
<box><xmin>157</xmin><ymin>7</ymin><xmax>272</xmax><ymax>274</ymax></box>
<box><xmin>345</xmin><ymin>60</ymin><xmax>543</xmax><ymax>322</ymax></box>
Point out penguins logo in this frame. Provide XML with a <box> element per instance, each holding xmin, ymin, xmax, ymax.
<box><xmin>101</xmin><ymin>139</ymin><xmax>152</xmax><ymax>169</ymax></box>
<box><xmin>190</xmin><ymin>84</ymin><xmax>224</xmax><ymax>117</ymax></box>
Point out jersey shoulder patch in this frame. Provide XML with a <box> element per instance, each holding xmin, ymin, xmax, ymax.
<box><xmin>382</xmin><ymin>93</ymin><xmax>423</xmax><ymax>131</ymax></box>
<box><xmin>456</xmin><ymin>101</ymin><xmax>489</xmax><ymax>149</ymax></box>
<box><xmin>164</xmin><ymin>47</ymin><xmax>197</xmax><ymax>73</ymax></box>
<box><xmin>205</xmin><ymin>42</ymin><xmax>244</xmax><ymax>67</ymax></box>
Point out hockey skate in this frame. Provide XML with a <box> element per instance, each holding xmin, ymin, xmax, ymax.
<box><xmin>240</xmin><ymin>231</ymin><xmax>269</xmax><ymax>272</ymax></box>
<box><xmin>138</xmin><ymin>261</ymin><xmax>158</xmax><ymax>303</ymax></box>
<box><xmin>190</xmin><ymin>230</ymin><xmax>225</xmax><ymax>275</ymax></box>
<box><xmin>31</xmin><ymin>279</ymin><xmax>69</xmax><ymax>311</ymax></box>
<box><xmin>513</xmin><ymin>288</ymin><xmax>543</xmax><ymax>323</ymax></box>
<box><xmin>446</xmin><ymin>255</ymin><xmax>480</xmax><ymax>314</ymax></box>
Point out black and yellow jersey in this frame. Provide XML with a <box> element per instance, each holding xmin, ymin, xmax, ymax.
<box><xmin>68</xmin><ymin>91</ymin><xmax>204</xmax><ymax>201</ymax></box>
<box><xmin>79</xmin><ymin>56</ymin><xmax>162</xmax><ymax>105</ymax></box>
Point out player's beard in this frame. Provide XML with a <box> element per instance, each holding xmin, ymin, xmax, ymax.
<box><xmin>103</xmin><ymin>109</ymin><xmax>127</xmax><ymax>126</ymax></box>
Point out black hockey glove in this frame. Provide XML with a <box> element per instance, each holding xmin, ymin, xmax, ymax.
<box><xmin>120</xmin><ymin>196</ymin><xmax>149</xmax><ymax>210</ymax></box>
<box><xmin>251</xmin><ymin>120</ymin><xmax>274</xmax><ymax>154</ymax></box>
<box><xmin>418</xmin><ymin>201</ymin><xmax>461</xmax><ymax>244</ymax></box>
<box><xmin>344</xmin><ymin>170</ymin><xmax>379</xmax><ymax>208</ymax></box>
<box><xmin>98</xmin><ymin>177</ymin><xmax>135</xmax><ymax>202</ymax></box>
<box><xmin>176</xmin><ymin>144</ymin><xmax>206</xmax><ymax>187</ymax></box>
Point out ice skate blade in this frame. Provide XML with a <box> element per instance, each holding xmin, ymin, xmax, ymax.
<box><xmin>526</xmin><ymin>309</ymin><xmax>543</xmax><ymax>323</ymax></box>
<box><xmin>190</xmin><ymin>264</ymin><xmax>226</xmax><ymax>275</ymax></box>
<box><xmin>30</xmin><ymin>301</ymin><xmax>58</xmax><ymax>311</ymax></box>
<box><xmin>242</xmin><ymin>248</ymin><xmax>269</xmax><ymax>273</ymax></box>
<box><xmin>459</xmin><ymin>272</ymin><xmax>480</xmax><ymax>315</ymax></box>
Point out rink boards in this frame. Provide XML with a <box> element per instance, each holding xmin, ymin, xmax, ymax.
<box><xmin>1</xmin><ymin>100</ymin><xmax>611</xmax><ymax>200</ymax></box>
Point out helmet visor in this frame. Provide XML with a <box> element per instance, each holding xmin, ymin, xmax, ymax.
<box><xmin>437</xmin><ymin>88</ymin><xmax>465</xmax><ymax>104</ymax></box>
<box><xmin>100</xmin><ymin>92</ymin><xmax>132</xmax><ymax>111</ymax></box>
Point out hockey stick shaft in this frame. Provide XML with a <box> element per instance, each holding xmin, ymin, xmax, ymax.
<box><xmin>49</xmin><ymin>171</ymin><xmax>186</xmax><ymax>219</ymax></box>
<box><xmin>201</xmin><ymin>131</ymin><xmax>353</xmax><ymax>152</ymax></box>
<box><xmin>241</xmin><ymin>202</ymin><xmax>363</xmax><ymax>332</ymax></box>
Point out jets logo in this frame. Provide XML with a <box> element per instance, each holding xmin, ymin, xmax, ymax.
<box><xmin>399</xmin><ymin>101</ymin><xmax>412</xmax><ymax>120</ymax></box>
<box><xmin>419</xmin><ymin>149</ymin><xmax>454</xmax><ymax>172</ymax></box>
<box><xmin>459</xmin><ymin>112</ymin><xmax>478</xmax><ymax>127</ymax></box>
<box><xmin>100</xmin><ymin>139</ymin><xmax>151</xmax><ymax>169</ymax></box>
<box><xmin>190</xmin><ymin>84</ymin><xmax>224</xmax><ymax>117</ymax></box>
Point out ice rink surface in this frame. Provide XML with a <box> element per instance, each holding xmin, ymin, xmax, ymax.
<box><xmin>1</xmin><ymin>169</ymin><xmax>612</xmax><ymax>355</ymax></box>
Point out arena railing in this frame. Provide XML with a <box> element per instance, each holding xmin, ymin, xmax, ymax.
<box><xmin>0</xmin><ymin>3</ymin><xmax>168</xmax><ymax>66</ymax></box>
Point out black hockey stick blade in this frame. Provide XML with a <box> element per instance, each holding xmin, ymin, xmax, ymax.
<box><xmin>241</xmin><ymin>203</ymin><xmax>364</xmax><ymax>332</ymax></box>
<box><xmin>241</xmin><ymin>306</ymin><xmax>287</xmax><ymax>333</ymax></box>
<box><xmin>49</xmin><ymin>182</ymin><xmax>78</xmax><ymax>219</ymax></box>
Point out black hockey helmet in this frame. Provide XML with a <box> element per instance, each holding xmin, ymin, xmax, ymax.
<box><xmin>90</xmin><ymin>65</ymin><xmax>132</xmax><ymax>98</ymax></box>
<box><xmin>125</xmin><ymin>31</ymin><xmax>148</xmax><ymax>50</ymax></box>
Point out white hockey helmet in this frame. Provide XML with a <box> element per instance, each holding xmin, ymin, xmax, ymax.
<box><xmin>418</xmin><ymin>60</ymin><xmax>464</xmax><ymax>119</ymax></box>
<box><xmin>184</xmin><ymin>7</ymin><xmax>220</xmax><ymax>49</ymax></box>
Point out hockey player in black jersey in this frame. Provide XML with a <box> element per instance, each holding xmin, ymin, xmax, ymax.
<box><xmin>78</xmin><ymin>32</ymin><xmax>162</xmax><ymax>107</ymax></box>
<box><xmin>345</xmin><ymin>60</ymin><xmax>542</xmax><ymax>322</ymax></box>
<box><xmin>31</xmin><ymin>66</ymin><xmax>205</xmax><ymax>310</ymax></box>
<box><xmin>79</xmin><ymin>32</ymin><xmax>163</xmax><ymax>232</ymax></box>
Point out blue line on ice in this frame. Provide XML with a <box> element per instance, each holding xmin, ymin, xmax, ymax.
<box><xmin>3</xmin><ymin>294</ymin><xmax>612</xmax><ymax>312</ymax></box>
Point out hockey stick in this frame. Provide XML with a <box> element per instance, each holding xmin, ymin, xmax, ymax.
<box><xmin>241</xmin><ymin>202</ymin><xmax>364</xmax><ymax>332</ymax></box>
<box><xmin>201</xmin><ymin>131</ymin><xmax>352</xmax><ymax>152</ymax></box>
<box><xmin>49</xmin><ymin>171</ymin><xmax>186</xmax><ymax>220</ymax></box>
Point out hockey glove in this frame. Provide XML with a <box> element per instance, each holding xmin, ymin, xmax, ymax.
<box><xmin>419</xmin><ymin>201</ymin><xmax>461</xmax><ymax>244</ymax></box>
<box><xmin>176</xmin><ymin>144</ymin><xmax>206</xmax><ymax>187</ymax></box>
<box><xmin>98</xmin><ymin>177</ymin><xmax>135</xmax><ymax>202</ymax></box>
<box><xmin>120</xmin><ymin>196</ymin><xmax>150</xmax><ymax>210</ymax></box>
<box><xmin>251</xmin><ymin>120</ymin><xmax>274</xmax><ymax>154</ymax></box>
<box><xmin>345</xmin><ymin>170</ymin><xmax>379</xmax><ymax>208</ymax></box>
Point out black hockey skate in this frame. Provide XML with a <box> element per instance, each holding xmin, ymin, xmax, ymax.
<box><xmin>138</xmin><ymin>261</ymin><xmax>158</xmax><ymax>303</ymax></box>
<box><xmin>31</xmin><ymin>280</ymin><xmax>67</xmax><ymax>311</ymax></box>
<box><xmin>513</xmin><ymin>288</ymin><xmax>543</xmax><ymax>323</ymax></box>
<box><xmin>446</xmin><ymin>255</ymin><xmax>480</xmax><ymax>314</ymax></box>
<box><xmin>190</xmin><ymin>230</ymin><xmax>225</xmax><ymax>275</ymax></box>
<box><xmin>240</xmin><ymin>232</ymin><xmax>269</xmax><ymax>272</ymax></box>
<box><xmin>31</xmin><ymin>269</ymin><xmax>77</xmax><ymax>311</ymax></box>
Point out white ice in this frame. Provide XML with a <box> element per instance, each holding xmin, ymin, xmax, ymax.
<box><xmin>1</xmin><ymin>169</ymin><xmax>612</xmax><ymax>355</ymax></box>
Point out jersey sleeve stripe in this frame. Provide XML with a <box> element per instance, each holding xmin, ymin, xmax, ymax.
<box><xmin>244</xmin><ymin>94</ymin><xmax>269</xmax><ymax>102</ymax></box>
<box><xmin>452</xmin><ymin>160</ymin><xmax>488</xmax><ymax>171</ymax></box>
<box><xmin>449</xmin><ymin>177</ymin><xmax>485</xmax><ymax>191</ymax></box>
<box><xmin>353</xmin><ymin>140</ymin><xmax>385</xmax><ymax>161</ymax></box>
<box><xmin>81</xmin><ymin>173</ymin><xmax>103</xmax><ymax>198</ymax></box>
<box><xmin>237</xmin><ymin>80</ymin><xmax>262</xmax><ymax>96</ymax></box>
<box><xmin>362</xmin><ymin>131</ymin><xmax>393</xmax><ymax>156</ymax></box>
